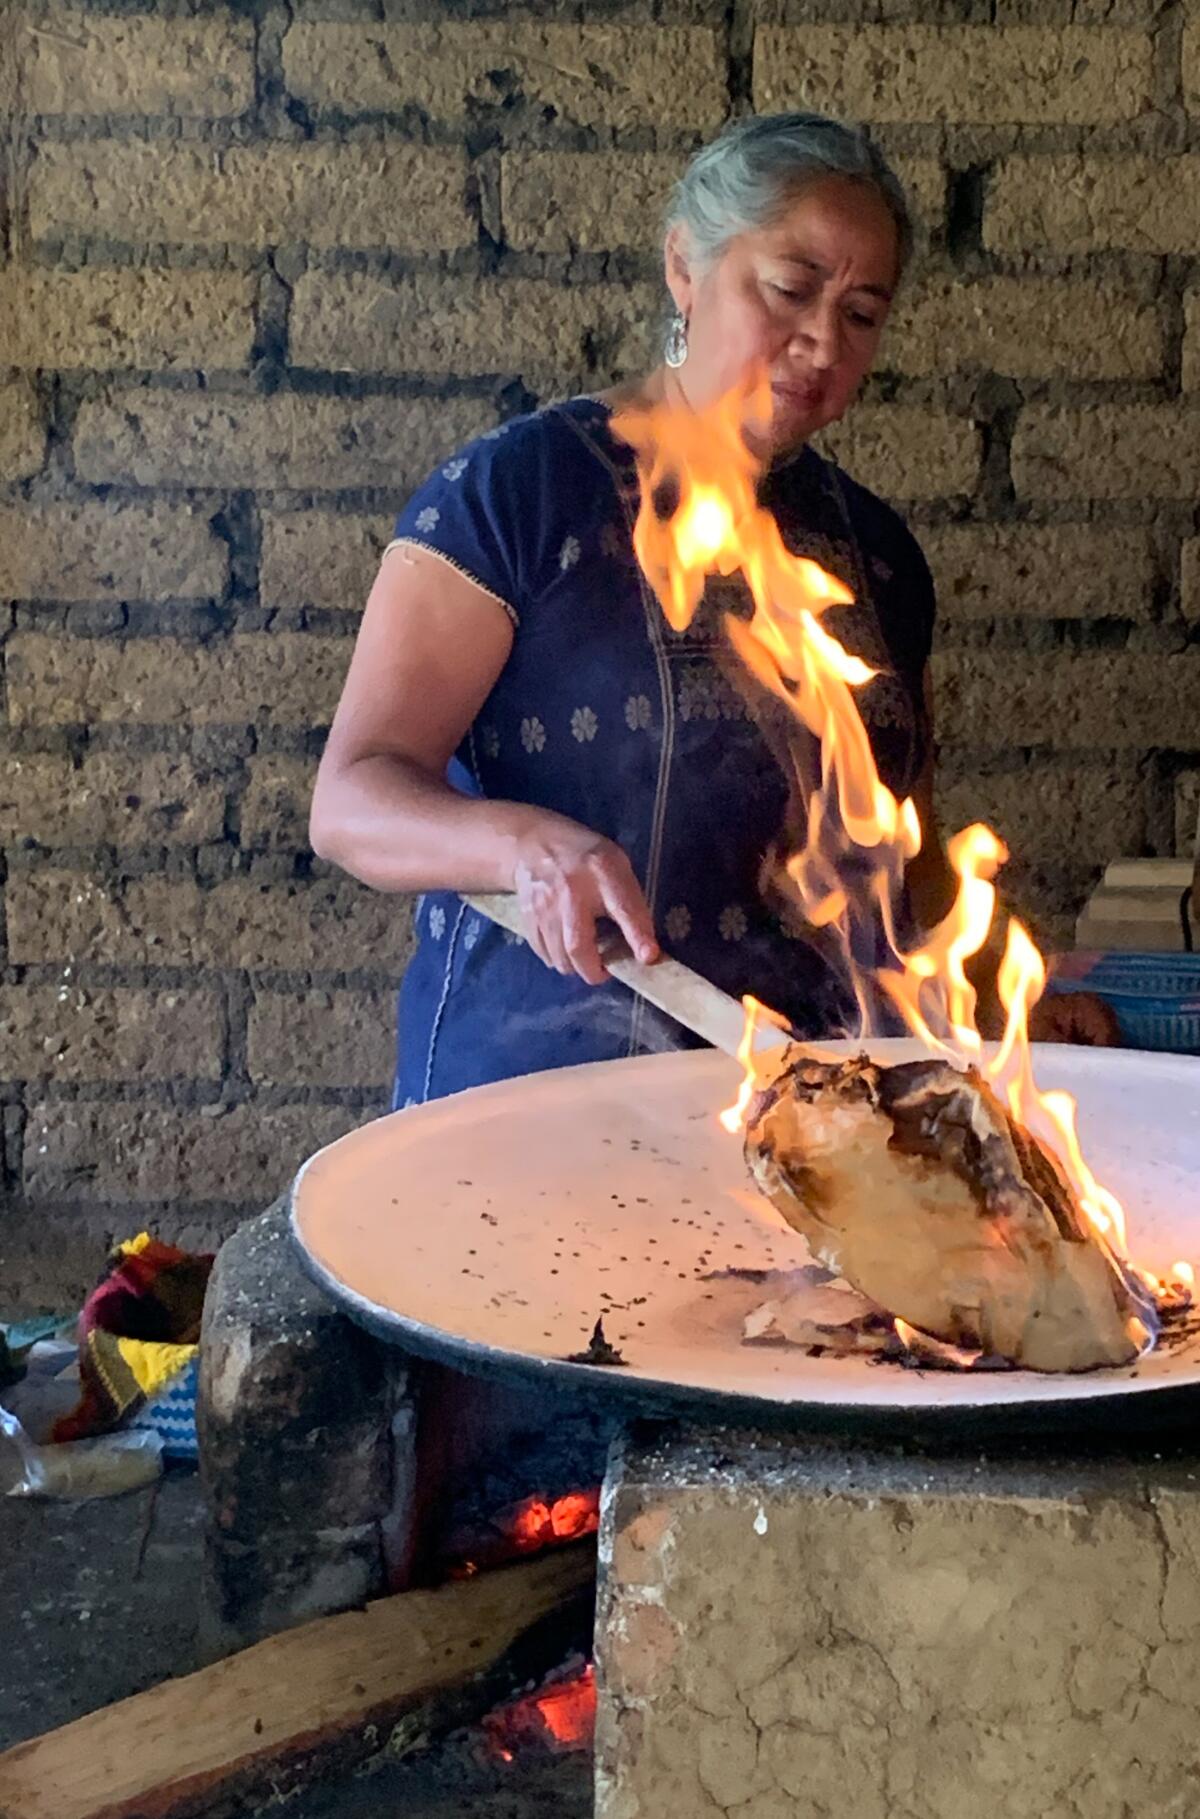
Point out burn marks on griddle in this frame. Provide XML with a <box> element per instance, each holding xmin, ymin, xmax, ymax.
<box><xmin>565</xmin><ymin>1319</ymin><xmax>628</xmax><ymax>1368</ymax></box>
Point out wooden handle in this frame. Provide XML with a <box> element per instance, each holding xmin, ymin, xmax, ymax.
<box><xmin>464</xmin><ymin>892</ymin><xmax>787</xmax><ymax>1062</ymax></box>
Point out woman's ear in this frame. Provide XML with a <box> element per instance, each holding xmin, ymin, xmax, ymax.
<box><xmin>664</xmin><ymin>224</ymin><xmax>694</xmax><ymax>318</ymax></box>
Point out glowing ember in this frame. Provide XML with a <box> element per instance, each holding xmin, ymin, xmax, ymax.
<box><xmin>484</xmin><ymin>1661</ymin><xmax>596</xmax><ymax>1763</ymax></box>
<box><xmin>550</xmin><ymin>1491</ymin><xmax>600</xmax><ymax>1540</ymax></box>
<box><xmin>501</xmin><ymin>1490</ymin><xmax>600</xmax><ymax>1551</ymax></box>
<box><xmin>449</xmin><ymin>1489</ymin><xmax>600</xmax><ymax>1577</ymax></box>
<box><xmin>615</xmin><ymin>376</ymin><xmax>1189</xmax><ymax>1345</ymax></box>
<box><xmin>1139</xmin><ymin>1259</ymin><xmax>1195</xmax><ymax>1315</ymax></box>
<box><xmin>536</xmin><ymin>1663</ymin><xmax>597</xmax><ymax>1747</ymax></box>
<box><xmin>510</xmin><ymin>1500</ymin><xmax>552</xmax><ymax>1547</ymax></box>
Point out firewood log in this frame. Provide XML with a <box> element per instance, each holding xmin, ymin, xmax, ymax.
<box><xmin>744</xmin><ymin>1053</ymin><xmax>1155</xmax><ymax>1372</ymax></box>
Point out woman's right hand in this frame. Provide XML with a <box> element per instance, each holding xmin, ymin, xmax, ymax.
<box><xmin>511</xmin><ymin>813</ymin><xmax>659</xmax><ymax>985</ymax></box>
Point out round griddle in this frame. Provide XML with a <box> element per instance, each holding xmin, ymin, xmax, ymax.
<box><xmin>290</xmin><ymin>1040</ymin><xmax>1200</xmax><ymax>1429</ymax></box>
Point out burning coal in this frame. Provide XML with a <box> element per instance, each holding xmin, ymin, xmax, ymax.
<box><xmin>484</xmin><ymin>1659</ymin><xmax>596</xmax><ymax>1763</ymax></box>
<box><xmin>613</xmin><ymin>377</ymin><xmax>1191</xmax><ymax>1367</ymax></box>
<box><xmin>447</xmin><ymin>1490</ymin><xmax>600</xmax><ymax>1577</ymax></box>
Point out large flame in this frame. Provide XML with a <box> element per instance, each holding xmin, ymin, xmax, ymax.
<box><xmin>614</xmin><ymin>376</ymin><xmax>1176</xmax><ymax>1313</ymax></box>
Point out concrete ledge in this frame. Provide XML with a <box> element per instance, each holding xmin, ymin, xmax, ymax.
<box><xmin>596</xmin><ymin>1430</ymin><xmax>1200</xmax><ymax>1819</ymax></box>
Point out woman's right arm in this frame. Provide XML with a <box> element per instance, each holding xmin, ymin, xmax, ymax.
<box><xmin>309</xmin><ymin>545</ymin><xmax>658</xmax><ymax>983</ymax></box>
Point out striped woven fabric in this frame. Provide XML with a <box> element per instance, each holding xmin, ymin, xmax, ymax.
<box><xmin>51</xmin><ymin>1234</ymin><xmax>212</xmax><ymax>1450</ymax></box>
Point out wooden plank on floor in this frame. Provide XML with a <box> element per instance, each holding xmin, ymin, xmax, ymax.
<box><xmin>0</xmin><ymin>1544</ymin><xmax>594</xmax><ymax>1819</ymax></box>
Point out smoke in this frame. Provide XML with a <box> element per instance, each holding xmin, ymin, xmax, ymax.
<box><xmin>499</xmin><ymin>990</ymin><xmax>692</xmax><ymax>1056</ymax></box>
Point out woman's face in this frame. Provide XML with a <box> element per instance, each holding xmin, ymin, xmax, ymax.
<box><xmin>663</xmin><ymin>174</ymin><xmax>900</xmax><ymax>457</ymax></box>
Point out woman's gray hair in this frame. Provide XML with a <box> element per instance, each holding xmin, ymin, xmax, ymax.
<box><xmin>667</xmin><ymin>112</ymin><xmax>914</xmax><ymax>280</ymax></box>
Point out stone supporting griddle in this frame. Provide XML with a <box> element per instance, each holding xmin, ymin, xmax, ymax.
<box><xmin>595</xmin><ymin>1430</ymin><xmax>1200</xmax><ymax>1818</ymax></box>
<box><xmin>197</xmin><ymin>1200</ymin><xmax>619</xmax><ymax>1655</ymax></box>
<box><xmin>197</xmin><ymin>1199</ymin><xmax>416</xmax><ymax>1656</ymax></box>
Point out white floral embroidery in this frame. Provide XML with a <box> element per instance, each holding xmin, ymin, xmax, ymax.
<box><xmin>428</xmin><ymin>902</ymin><xmax>446</xmax><ymax>940</ymax></box>
<box><xmin>719</xmin><ymin>905</ymin><xmax>748</xmax><ymax>943</ymax></box>
<box><xmin>559</xmin><ymin>535</ymin><xmax>581</xmax><ymax>571</ymax></box>
<box><xmin>624</xmin><ymin>694</ymin><xmax>652</xmax><ymax>731</ymax></box>
<box><xmin>442</xmin><ymin>457</ymin><xmax>468</xmax><ymax>482</ymax></box>
<box><xmin>482</xmin><ymin>423</ymin><xmax>510</xmax><ymax>441</ymax></box>
<box><xmin>503</xmin><ymin>928</ymin><xmax>523</xmax><ymax>946</ymax></box>
<box><xmin>678</xmin><ymin>665</ymin><xmax>748</xmax><ymax>724</ymax></box>
<box><xmin>521</xmin><ymin>715</ymin><xmax>546</xmax><ymax>754</ymax></box>
<box><xmin>415</xmin><ymin>506</ymin><xmax>440</xmax><ymax>534</ymax></box>
<box><xmin>480</xmin><ymin>725</ymin><xmax>500</xmax><ymax>760</ymax></box>
<box><xmin>570</xmin><ymin>705</ymin><xmax>598</xmax><ymax>743</ymax></box>
<box><xmin>463</xmin><ymin>916</ymin><xmax>482</xmax><ymax>951</ymax></box>
<box><xmin>665</xmin><ymin>904</ymin><xmax>691</xmax><ymax>942</ymax></box>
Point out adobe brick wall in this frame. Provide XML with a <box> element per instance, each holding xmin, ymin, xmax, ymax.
<box><xmin>595</xmin><ymin>1431</ymin><xmax>1200</xmax><ymax>1819</ymax></box>
<box><xmin>1</xmin><ymin>0</ymin><xmax>1196</xmax><ymax>1302</ymax></box>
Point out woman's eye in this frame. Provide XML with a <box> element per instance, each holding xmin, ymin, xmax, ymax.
<box><xmin>770</xmin><ymin>283</ymin><xmax>811</xmax><ymax>304</ymax></box>
<box><xmin>847</xmin><ymin>310</ymin><xmax>880</xmax><ymax>330</ymax></box>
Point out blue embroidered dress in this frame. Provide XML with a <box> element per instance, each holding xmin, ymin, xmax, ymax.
<box><xmin>387</xmin><ymin>397</ymin><xmax>935</xmax><ymax>1108</ymax></box>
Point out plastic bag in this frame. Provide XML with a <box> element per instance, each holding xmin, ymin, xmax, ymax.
<box><xmin>0</xmin><ymin>1402</ymin><xmax>162</xmax><ymax>1499</ymax></box>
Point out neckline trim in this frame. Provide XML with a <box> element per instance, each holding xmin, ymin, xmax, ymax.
<box><xmin>563</xmin><ymin>393</ymin><xmax>817</xmax><ymax>477</ymax></box>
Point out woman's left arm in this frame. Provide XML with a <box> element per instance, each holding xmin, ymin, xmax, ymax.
<box><xmin>904</xmin><ymin>669</ymin><xmax>1119</xmax><ymax>1046</ymax></box>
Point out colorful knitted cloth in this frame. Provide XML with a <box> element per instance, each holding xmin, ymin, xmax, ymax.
<box><xmin>51</xmin><ymin>1233</ymin><xmax>213</xmax><ymax>1445</ymax></box>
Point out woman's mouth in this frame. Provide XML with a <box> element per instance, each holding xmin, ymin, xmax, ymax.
<box><xmin>771</xmin><ymin>380</ymin><xmax>826</xmax><ymax>415</ymax></box>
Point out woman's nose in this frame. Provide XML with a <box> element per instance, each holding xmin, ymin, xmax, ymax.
<box><xmin>791</xmin><ymin>306</ymin><xmax>839</xmax><ymax>370</ymax></box>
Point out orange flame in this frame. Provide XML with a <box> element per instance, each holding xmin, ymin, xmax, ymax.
<box><xmin>719</xmin><ymin>994</ymin><xmax>792</xmax><ymax>1133</ymax></box>
<box><xmin>893</xmin><ymin>1317</ymin><xmax>981</xmax><ymax>1369</ymax></box>
<box><xmin>881</xmin><ymin>824</ymin><xmax>1008</xmax><ymax>1062</ymax></box>
<box><xmin>615</xmin><ymin>374</ymin><xmax>1180</xmax><ymax>1311</ymax></box>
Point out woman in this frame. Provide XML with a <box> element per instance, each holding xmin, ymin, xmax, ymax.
<box><xmin>311</xmin><ymin>112</ymin><xmax>1111</xmax><ymax>1108</ymax></box>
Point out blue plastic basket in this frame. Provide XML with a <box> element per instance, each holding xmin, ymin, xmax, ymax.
<box><xmin>1046</xmin><ymin>952</ymin><xmax>1200</xmax><ymax>1056</ymax></box>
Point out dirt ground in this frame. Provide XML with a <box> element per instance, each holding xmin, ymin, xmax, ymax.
<box><xmin>0</xmin><ymin>1464</ymin><xmax>592</xmax><ymax>1817</ymax></box>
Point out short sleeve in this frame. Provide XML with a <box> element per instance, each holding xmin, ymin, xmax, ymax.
<box><xmin>385</xmin><ymin>412</ymin><xmax>585</xmax><ymax>628</ymax></box>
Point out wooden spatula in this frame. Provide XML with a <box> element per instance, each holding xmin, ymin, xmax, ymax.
<box><xmin>464</xmin><ymin>892</ymin><xmax>788</xmax><ymax>1062</ymax></box>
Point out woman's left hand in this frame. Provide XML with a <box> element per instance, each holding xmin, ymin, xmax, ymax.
<box><xmin>1028</xmin><ymin>991</ymin><xmax>1121</xmax><ymax>1047</ymax></box>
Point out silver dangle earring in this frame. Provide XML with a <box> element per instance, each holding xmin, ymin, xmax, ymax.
<box><xmin>664</xmin><ymin>312</ymin><xmax>689</xmax><ymax>369</ymax></box>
